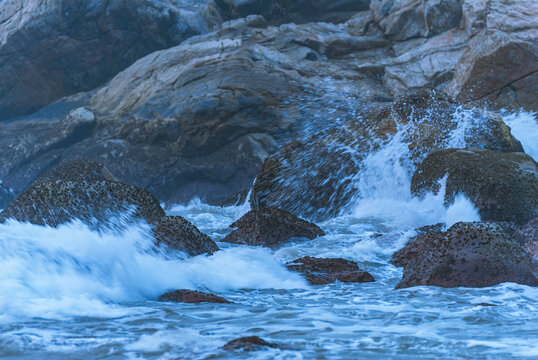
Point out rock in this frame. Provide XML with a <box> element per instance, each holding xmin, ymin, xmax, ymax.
<box><xmin>445</xmin><ymin>29</ymin><xmax>538</xmax><ymax>111</ymax></box>
<box><xmin>38</xmin><ymin>158</ymin><xmax>117</xmax><ymax>183</ymax></box>
<box><xmin>158</xmin><ymin>290</ymin><xmax>230</xmax><ymax>304</ymax></box>
<box><xmin>222</xmin><ymin>208</ymin><xmax>325</xmax><ymax>247</ymax></box>
<box><xmin>154</xmin><ymin>216</ymin><xmax>219</xmax><ymax>256</ymax></box>
<box><xmin>0</xmin><ymin>185</ymin><xmax>14</xmax><ymax>209</ymax></box>
<box><xmin>286</xmin><ymin>256</ymin><xmax>375</xmax><ymax>285</ymax></box>
<box><xmin>0</xmin><ymin>18</ymin><xmax>392</xmax><ymax>205</ymax></box>
<box><xmin>370</xmin><ymin>0</ymin><xmax>462</xmax><ymax>41</ymax></box>
<box><xmin>217</xmin><ymin>0</ymin><xmax>370</xmax><ymax>25</ymax></box>
<box><xmin>411</xmin><ymin>148</ymin><xmax>538</xmax><ymax>224</ymax></box>
<box><xmin>515</xmin><ymin>217</ymin><xmax>538</xmax><ymax>244</ymax></box>
<box><xmin>223</xmin><ymin>336</ymin><xmax>279</xmax><ymax>351</ymax></box>
<box><xmin>476</xmin><ymin>303</ymin><xmax>497</xmax><ymax>307</ymax></box>
<box><xmin>0</xmin><ymin>0</ymin><xmax>224</xmax><ymax>121</ymax></box>
<box><xmin>251</xmin><ymin>91</ymin><xmax>523</xmax><ymax>220</ymax></box>
<box><xmin>391</xmin><ymin>222</ymin><xmax>538</xmax><ymax>289</ymax></box>
<box><xmin>0</xmin><ymin>180</ymin><xmax>165</xmax><ymax>227</ymax></box>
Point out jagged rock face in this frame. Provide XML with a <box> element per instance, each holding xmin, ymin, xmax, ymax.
<box><xmin>445</xmin><ymin>30</ymin><xmax>538</xmax><ymax>111</ymax></box>
<box><xmin>158</xmin><ymin>289</ymin><xmax>230</xmax><ymax>303</ymax></box>
<box><xmin>222</xmin><ymin>208</ymin><xmax>325</xmax><ymax>247</ymax></box>
<box><xmin>0</xmin><ymin>0</ymin><xmax>223</xmax><ymax>120</ymax></box>
<box><xmin>154</xmin><ymin>216</ymin><xmax>219</xmax><ymax>256</ymax></box>
<box><xmin>216</xmin><ymin>0</ymin><xmax>370</xmax><ymax>25</ymax></box>
<box><xmin>251</xmin><ymin>91</ymin><xmax>523</xmax><ymax>220</ymax></box>
<box><xmin>391</xmin><ymin>222</ymin><xmax>538</xmax><ymax>289</ymax></box>
<box><xmin>411</xmin><ymin>148</ymin><xmax>538</xmax><ymax>224</ymax></box>
<box><xmin>0</xmin><ymin>17</ymin><xmax>393</xmax><ymax>205</ymax></box>
<box><xmin>370</xmin><ymin>0</ymin><xmax>462</xmax><ymax>41</ymax></box>
<box><xmin>286</xmin><ymin>257</ymin><xmax>375</xmax><ymax>285</ymax></box>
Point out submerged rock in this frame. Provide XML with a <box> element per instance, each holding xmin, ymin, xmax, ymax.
<box><xmin>286</xmin><ymin>257</ymin><xmax>375</xmax><ymax>285</ymax></box>
<box><xmin>411</xmin><ymin>148</ymin><xmax>538</xmax><ymax>224</ymax></box>
<box><xmin>154</xmin><ymin>216</ymin><xmax>219</xmax><ymax>256</ymax></box>
<box><xmin>223</xmin><ymin>336</ymin><xmax>279</xmax><ymax>351</ymax></box>
<box><xmin>158</xmin><ymin>290</ymin><xmax>230</xmax><ymax>304</ymax></box>
<box><xmin>392</xmin><ymin>222</ymin><xmax>538</xmax><ymax>289</ymax></box>
<box><xmin>251</xmin><ymin>91</ymin><xmax>523</xmax><ymax>220</ymax></box>
<box><xmin>222</xmin><ymin>208</ymin><xmax>325</xmax><ymax>247</ymax></box>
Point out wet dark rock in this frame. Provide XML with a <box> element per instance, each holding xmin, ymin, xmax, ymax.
<box><xmin>286</xmin><ymin>256</ymin><xmax>375</xmax><ymax>285</ymax></box>
<box><xmin>154</xmin><ymin>216</ymin><xmax>219</xmax><ymax>256</ymax></box>
<box><xmin>38</xmin><ymin>158</ymin><xmax>117</xmax><ymax>184</ymax></box>
<box><xmin>411</xmin><ymin>148</ymin><xmax>538</xmax><ymax>224</ymax></box>
<box><xmin>476</xmin><ymin>303</ymin><xmax>497</xmax><ymax>307</ymax></box>
<box><xmin>217</xmin><ymin>0</ymin><xmax>370</xmax><ymax>25</ymax></box>
<box><xmin>251</xmin><ymin>91</ymin><xmax>523</xmax><ymax>220</ymax></box>
<box><xmin>0</xmin><ymin>0</ymin><xmax>223</xmax><ymax>121</ymax></box>
<box><xmin>222</xmin><ymin>208</ymin><xmax>325</xmax><ymax>247</ymax></box>
<box><xmin>0</xmin><ymin>185</ymin><xmax>14</xmax><ymax>209</ymax></box>
<box><xmin>392</xmin><ymin>222</ymin><xmax>538</xmax><ymax>289</ymax></box>
<box><xmin>158</xmin><ymin>290</ymin><xmax>231</xmax><ymax>304</ymax></box>
<box><xmin>518</xmin><ymin>217</ymin><xmax>538</xmax><ymax>261</ymax></box>
<box><xmin>223</xmin><ymin>336</ymin><xmax>279</xmax><ymax>351</ymax></box>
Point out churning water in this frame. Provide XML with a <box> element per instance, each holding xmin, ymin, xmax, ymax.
<box><xmin>0</xmin><ymin>110</ymin><xmax>537</xmax><ymax>359</ymax></box>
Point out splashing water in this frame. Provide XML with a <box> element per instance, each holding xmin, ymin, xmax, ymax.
<box><xmin>0</xmin><ymin>111</ymin><xmax>536</xmax><ymax>359</ymax></box>
<box><xmin>502</xmin><ymin>110</ymin><xmax>538</xmax><ymax>160</ymax></box>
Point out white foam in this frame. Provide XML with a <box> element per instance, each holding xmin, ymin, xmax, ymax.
<box><xmin>502</xmin><ymin>110</ymin><xmax>538</xmax><ymax>160</ymax></box>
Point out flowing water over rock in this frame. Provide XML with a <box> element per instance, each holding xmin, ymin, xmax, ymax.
<box><xmin>0</xmin><ymin>111</ymin><xmax>537</xmax><ymax>359</ymax></box>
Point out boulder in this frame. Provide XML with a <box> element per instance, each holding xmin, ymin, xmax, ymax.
<box><xmin>223</xmin><ymin>336</ymin><xmax>279</xmax><ymax>351</ymax></box>
<box><xmin>158</xmin><ymin>290</ymin><xmax>230</xmax><ymax>304</ymax></box>
<box><xmin>251</xmin><ymin>91</ymin><xmax>523</xmax><ymax>220</ymax></box>
<box><xmin>222</xmin><ymin>208</ymin><xmax>325</xmax><ymax>247</ymax></box>
<box><xmin>0</xmin><ymin>0</ymin><xmax>223</xmax><ymax>121</ymax></box>
<box><xmin>217</xmin><ymin>0</ymin><xmax>370</xmax><ymax>25</ymax></box>
<box><xmin>391</xmin><ymin>222</ymin><xmax>538</xmax><ymax>289</ymax></box>
<box><xmin>370</xmin><ymin>0</ymin><xmax>462</xmax><ymax>41</ymax></box>
<box><xmin>411</xmin><ymin>148</ymin><xmax>538</xmax><ymax>224</ymax></box>
<box><xmin>286</xmin><ymin>257</ymin><xmax>375</xmax><ymax>285</ymax></box>
<box><xmin>154</xmin><ymin>216</ymin><xmax>219</xmax><ymax>256</ymax></box>
<box><xmin>445</xmin><ymin>29</ymin><xmax>538</xmax><ymax>111</ymax></box>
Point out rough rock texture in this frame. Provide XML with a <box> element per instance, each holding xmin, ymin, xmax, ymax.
<box><xmin>370</xmin><ymin>0</ymin><xmax>462</xmax><ymax>41</ymax></box>
<box><xmin>0</xmin><ymin>17</ymin><xmax>393</xmax><ymax>204</ymax></box>
<box><xmin>391</xmin><ymin>222</ymin><xmax>538</xmax><ymax>289</ymax></box>
<box><xmin>217</xmin><ymin>0</ymin><xmax>370</xmax><ymax>25</ymax></box>
<box><xmin>0</xmin><ymin>0</ymin><xmax>223</xmax><ymax>121</ymax></box>
<box><xmin>286</xmin><ymin>257</ymin><xmax>375</xmax><ymax>285</ymax></box>
<box><xmin>445</xmin><ymin>29</ymin><xmax>538</xmax><ymax>111</ymax></box>
<box><xmin>411</xmin><ymin>148</ymin><xmax>538</xmax><ymax>224</ymax></box>
<box><xmin>0</xmin><ymin>180</ymin><xmax>165</xmax><ymax>227</ymax></box>
<box><xmin>516</xmin><ymin>217</ymin><xmax>538</xmax><ymax>261</ymax></box>
<box><xmin>251</xmin><ymin>91</ymin><xmax>523</xmax><ymax>220</ymax></box>
<box><xmin>154</xmin><ymin>216</ymin><xmax>219</xmax><ymax>256</ymax></box>
<box><xmin>222</xmin><ymin>208</ymin><xmax>325</xmax><ymax>247</ymax></box>
<box><xmin>223</xmin><ymin>336</ymin><xmax>279</xmax><ymax>351</ymax></box>
<box><xmin>158</xmin><ymin>289</ymin><xmax>230</xmax><ymax>303</ymax></box>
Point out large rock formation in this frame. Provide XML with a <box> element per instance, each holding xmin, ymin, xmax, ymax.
<box><xmin>411</xmin><ymin>148</ymin><xmax>538</xmax><ymax>224</ymax></box>
<box><xmin>222</xmin><ymin>208</ymin><xmax>325</xmax><ymax>247</ymax></box>
<box><xmin>391</xmin><ymin>222</ymin><xmax>538</xmax><ymax>289</ymax></box>
<box><xmin>251</xmin><ymin>91</ymin><xmax>523</xmax><ymax>220</ymax></box>
<box><xmin>0</xmin><ymin>0</ymin><xmax>224</xmax><ymax>121</ymax></box>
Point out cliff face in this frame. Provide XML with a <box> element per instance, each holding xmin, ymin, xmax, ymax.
<box><xmin>0</xmin><ymin>0</ymin><xmax>536</xmax><ymax>205</ymax></box>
